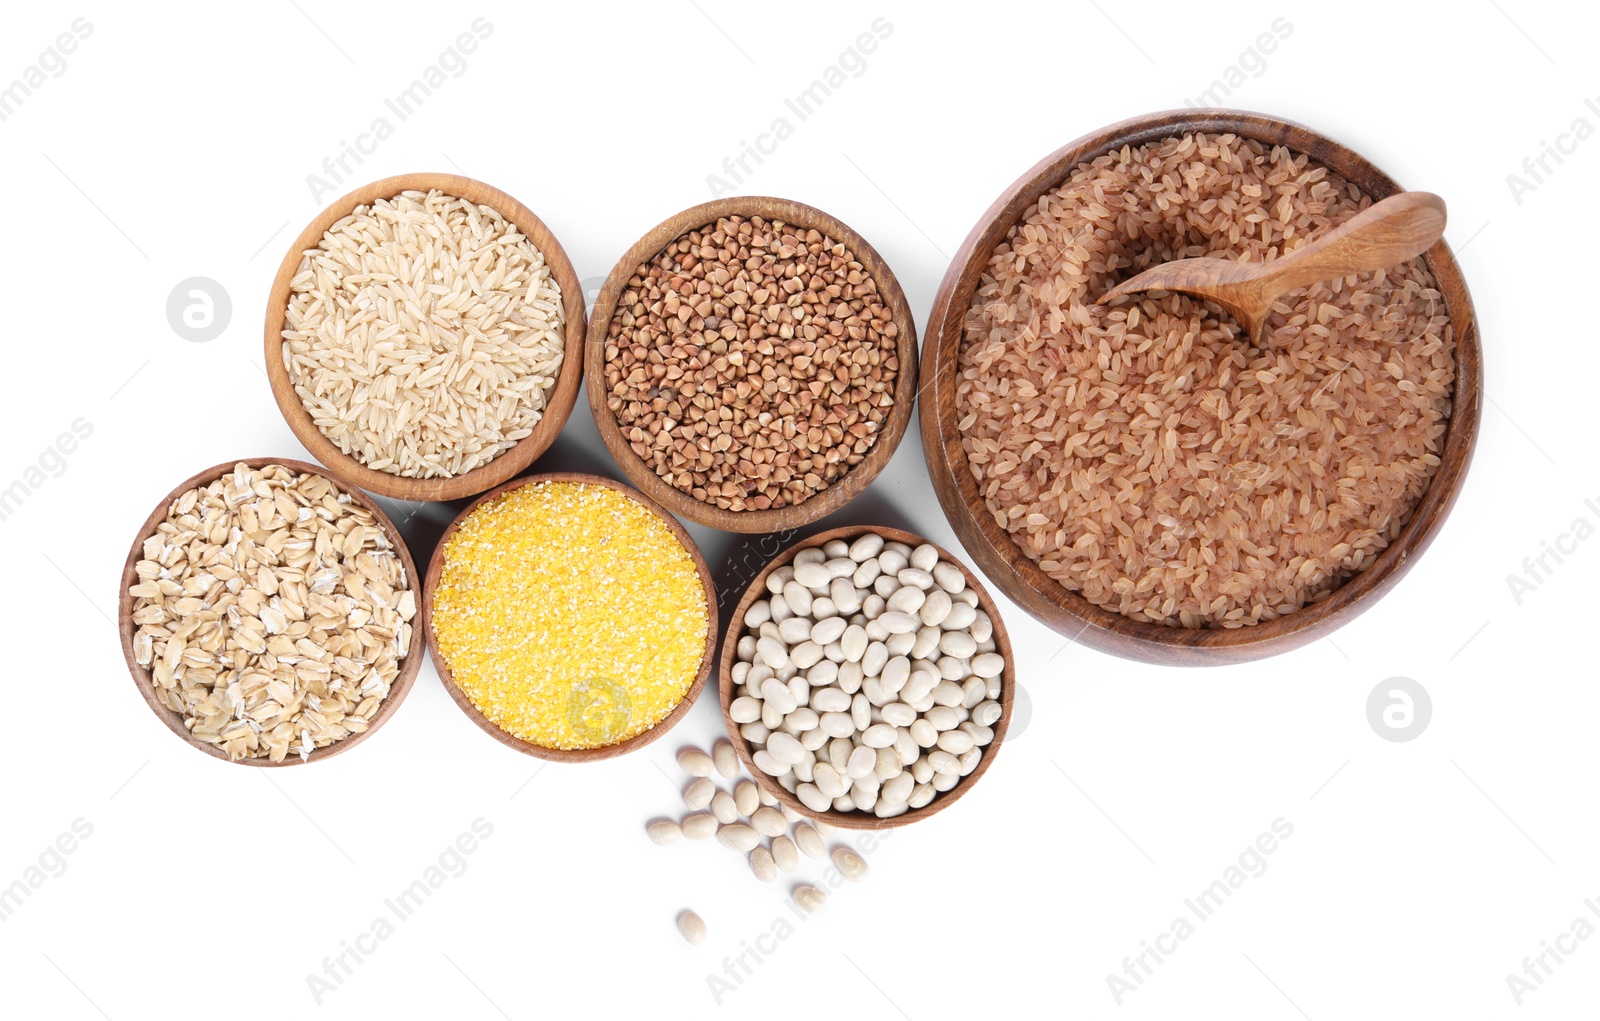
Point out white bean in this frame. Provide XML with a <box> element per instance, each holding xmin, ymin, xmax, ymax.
<box><xmin>772</xmin><ymin>835</ymin><xmax>800</xmax><ymax>872</ymax></box>
<box><xmin>752</xmin><ymin>749</ymin><xmax>790</xmax><ymax>776</ymax></box>
<box><xmin>679</xmin><ymin>910</ymin><xmax>707</xmax><ymax>944</ymax></box>
<box><xmin>908</xmin><ymin>782</ymin><xmax>937</xmax><ymax>808</ymax></box>
<box><xmin>811</xmin><ymin>616</ymin><xmax>847</xmax><ymax>646</ymax></box>
<box><xmin>684</xmin><ymin>777</ymin><xmax>715</xmax><ymax>810</ymax></box>
<box><xmin>971</xmin><ymin>610</ymin><xmax>993</xmax><ymax>644</ymax></box>
<box><xmin>820</xmin><ymin>712</ymin><xmax>854</xmax><ymax>738</ymax></box>
<box><xmin>649</xmin><ymin>819</ymin><xmax>682</xmax><ymax>845</ymax></box>
<box><xmin>881</xmin><ymin>655</ymin><xmax>911</xmax><ymax>695</ymax></box>
<box><xmin>971</xmin><ymin>652</ymin><xmax>1005</xmax><ymax>679</ymax></box>
<box><xmin>919</xmin><ymin>589</ymin><xmax>952</xmax><ymax>627</ymax></box>
<box><xmin>837</xmin><ymin>661</ymin><xmax>863</xmax><ymax>694</ymax></box>
<box><xmin>937</xmin><ymin>730</ymin><xmax>976</xmax><ymax>755</ymax></box>
<box><xmin>792</xmin><ymin>561</ymin><xmax>831</xmax><ymax>589</ymax></box>
<box><xmin>711</xmin><ymin>790</ymin><xmax>739</xmax><ymax>824</ymax></box>
<box><xmin>682</xmin><ymin>813</ymin><xmax>718</xmax><ymax>840</ymax></box>
<box><xmin>862</xmin><ymin>641</ymin><xmax>889</xmax><ymax>678</ymax></box>
<box><xmin>756</xmin><ymin>637</ymin><xmax>789</xmax><ymax>670</ymax></box>
<box><xmin>942</xmin><ymin>601</ymin><xmax>977</xmax><ymax>631</ymax></box>
<box><xmin>877</xmin><ymin>549</ymin><xmax>908</xmax><ymax>575</ymax></box>
<box><xmin>730</xmin><ymin>696</ymin><xmax>761</xmax><ymax>723</ymax></box>
<box><xmin>825</xmin><ymin>557</ymin><xmax>857</xmax><ymax>579</ymax></box>
<box><xmin>794</xmin><ymin>822</ymin><xmax>824</xmax><ymax>859</ymax></box>
<box><xmin>878</xmin><ymin>611</ymin><xmax>918</xmax><ymax>635</ymax></box>
<box><xmin>861</xmin><ymin>723</ymin><xmax>897</xmax><ymax>748</ymax></box>
<box><xmin>939</xmin><ymin>631</ymin><xmax>978</xmax><ymax>659</ymax></box>
<box><xmin>813</xmin><ymin>762</ymin><xmax>847</xmax><ymax>799</ymax></box>
<box><xmin>887</xmin><ymin>585</ymin><xmax>925</xmax><ymax>615</ymax></box>
<box><xmin>796</xmin><ymin>782</ymin><xmax>832</xmax><ymax>812</ymax></box>
<box><xmin>760</xmin><ymin>678</ymin><xmax>797</xmax><ymax>714</ymax></box>
<box><xmin>884</xmin><ymin>631</ymin><xmax>916</xmax><ymax>657</ymax></box>
<box><xmin>678</xmin><ymin>747</ymin><xmax>713</xmax><ymax>776</ymax></box>
<box><xmin>750</xmin><ymin>806</ymin><xmax>788</xmax><ymax>837</ymax></box>
<box><xmin>851</xmin><ymin>559</ymin><xmax>880</xmax><ymax>588</ymax></box>
<box><xmin>909</xmin><ymin>720</ymin><xmax>939</xmax><ymax>747</ymax></box>
<box><xmin>812</xmin><ymin>687</ymin><xmax>851</xmax><ymax>713</ymax></box>
<box><xmin>740</xmin><ymin>722</ymin><xmax>770</xmax><ymax>743</ymax></box>
<box><xmin>718</xmin><ymin>823</ymin><xmax>761</xmax><ymax>852</ymax></box>
<box><xmin>790</xmin><ymin>641</ymin><xmax>823</xmax><ymax>669</ymax></box>
<box><xmin>779</xmin><ymin>616</ymin><xmax>812</xmax><ymax>644</ymax></box>
<box><xmin>882</xmin><ymin>702</ymin><xmax>916</xmax><ymax>727</ymax></box>
<box><xmin>973</xmin><ymin>700</ymin><xmax>1003</xmax><ymax>727</ymax></box>
<box><xmin>744</xmin><ymin>601</ymin><xmax>772</xmax><ymax>628</ymax></box>
<box><xmin>846</xmin><ymin>745</ymin><xmax>877</xmax><ymax>779</ymax></box>
<box><xmin>840</xmin><ymin>625</ymin><xmax>868</xmax><ymax>662</ymax></box>
<box><xmin>823</xmin><ymin>539</ymin><xmax>850</xmax><ymax>558</ymax></box>
<box><xmin>932</xmin><ymin>562</ymin><xmax>965</xmax><ymax>593</ymax></box>
<box><xmin>830</xmin><ymin>577</ymin><xmax>863</xmax><ymax>614</ymax></box>
<box><xmin>848</xmin><ymin>533</ymin><xmax>884</xmax><ymax>561</ymax></box>
<box><xmin>910</xmin><ymin>544</ymin><xmax>939</xmax><ymax>572</ymax></box>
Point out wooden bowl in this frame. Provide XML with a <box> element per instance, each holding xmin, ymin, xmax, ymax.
<box><xmin>422</xmin><ymin>472</ymin><xmax>719</xmax><ymax>762</ymax></box>
<box><xmin>118</xmin><ymin>457</ymin><xmax>425</xmax><ymax>766</ymax></box>
<box><xmin>263</xmin><ymin>172</ymin><xmax>588</xmax><ymax>502</ymax></box>
<box><xmin>585</xmin><ymin>197</ymin><xmax>919</xmax><ymax>533</ymax></box>
<box><xmin>719</xmin><ymin>526</ymin><xmax>1015</xmax><ymax>829</ymax></box>
<box><xmin>921</xmin><ymin>109</ymin><xmax>1483</xmax><ymax>666</ymax></box>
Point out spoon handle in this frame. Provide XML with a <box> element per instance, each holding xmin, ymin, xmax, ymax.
<box><xmin>1257</xmin><ymin>191</ymin><xmax>1447</xmax><ymax>297</ymax></box>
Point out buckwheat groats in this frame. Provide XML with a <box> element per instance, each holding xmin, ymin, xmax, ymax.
<box><xmin>602</xmin><ymin>214</ymin><xmax>900</xmax><ymax>511</ymax></box>
<box><xmin>958</xmin><ymin>133</ymin><xmax>1456</xmax><ymax>628</ymax></box>
<box><xmin>429</xmin><ymin>480</ymin><xmax>710</xmax><ymax>750</ymax></box>
<box><xmin>127</xmin><ymin>463</ymin><xmax>416</xmax><ymax>762</ymax></box>
<box><xmin>281</xmin><ymin>189</ymin><xmax>566</xmax><ymax>479</ymax></box>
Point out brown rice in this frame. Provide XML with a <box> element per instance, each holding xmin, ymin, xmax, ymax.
<box><xmin>957</xmin><ymin>133</ymin><xmax>1455</xmax><ymax>628</ymax></box>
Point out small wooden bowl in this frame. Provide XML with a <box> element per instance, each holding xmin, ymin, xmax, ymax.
<box><xmin>117</xmin><ymin>457</ymin><xmax>425</xmax><ymax>766</ymax></box>
<box><xmin>719</xmin><ymin>526</ymin><xmax>1015</xmax><ymax>829</ymax></box>
<box><xmin>422</xmin><ymin>472</ymin><xmax>719</xmax><ymax>762</ymax></box>
<box><xmin>263</xmin><ymin>172</ymin><xmax>588</xmax><ymax>502</ymax></box>
<box><xmin>921</xmin><ymin>109</ymin><xmax>1484</xmax><ymax>666</ymax></box>
<box><xmin>585</xmin><ymin>197</ymin><xmax>919</xmax><ymax>533</ymax></box>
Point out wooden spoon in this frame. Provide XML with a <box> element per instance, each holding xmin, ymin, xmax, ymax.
<box><xmin>1097</xmin><ymin>191</ymin><xmax>1447</xmax><ymax>345</ymax></box>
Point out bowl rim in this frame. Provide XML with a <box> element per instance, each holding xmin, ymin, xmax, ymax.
<box><xmin>263</xmin><ymin>171</ymin><xmax>589</xmax><ymax>503</ymax></box>
<box><xmin>718</xmin><ymin>524</ymin><xmax>1014</xmax><ymax>829</ymax></box>
<box><xmin>584</xmin><ymin>195</ymin><xmax>920</xmax><ymax>533</ymax></box>
<box><xmin>422</xmin><ymin>471</ymin><xmax>719</xmax><ymax>762</ymax></box>
<box><xmin>920</xmin><ymin>108</ymin><xmax>1484</xmax><ymax>665</ymax></box>
<box><xmin>117</xmin><ymin>456</ymin><xmax>426</xmax><ymax>766</ymax></box>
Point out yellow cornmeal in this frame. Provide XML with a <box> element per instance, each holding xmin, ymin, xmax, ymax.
<box><xmin>432</xmin><ymin>481</ymin><xmax>709</xmax><ymax>750</ymax></box>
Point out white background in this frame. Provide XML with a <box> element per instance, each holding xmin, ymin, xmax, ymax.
<box><xmin>0</xmin><ymin>2</ymin><xmax>1593</xmax><ymax>1017</ymax></box>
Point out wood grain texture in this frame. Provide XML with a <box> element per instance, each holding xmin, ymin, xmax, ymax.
<box><xmin>421</xmin><ymin>473</ymin><xmax>719</xmax><ymax>763</ymax></box>
<box><xmin>584</xmin><ymin>196</ymin><xmax>919</xmax><ymax>533</ymax></box>
<box><xmin>263</xmin><ymin>172</ymin><xmax>588</xmax><ymax>502</ymax></box>
<box><xmin>117</xmin><ymin>457</ymin><xmax>426</xmax><ymax>766</ymax></box>
<box><xmin>920</xmin><ymin>110</ymin><xmax>1483</xmax><ymax>666</ymax></box>
<box><xmin>718</xmin><ymin>526</ymin><xmax>1015</xmax><ymax>829</ymax></box>
<box><xmin>1100</xmin><ymin>191</ymin><xmax>1448</xmax><ymax>345</ymax></box>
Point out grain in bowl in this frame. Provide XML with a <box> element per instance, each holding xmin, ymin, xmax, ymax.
<box><xmin>428</xmin><ymin>479</ymin><xmax>712</xmax><ymax>753</ymax></box>
<box><xmin>125</xmin><ymin>462</ymin><xmax>416</xmax><ymax>762</ymax></box>
<box><xmin>281</xmin><ymin>188</ymin><xmax>566</xmax><ymax>480</ymax></box>
<box><xmin>958</xmin><ymin>132</ymin><xmax>1456</xmax><ymax>628</ymax></box>
<box><xmin>602</xmin><ymin>214</ymin><xmax>901</xmax><ymax>512</ymax></box>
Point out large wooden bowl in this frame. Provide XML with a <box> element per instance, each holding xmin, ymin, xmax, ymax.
<box><xmin>921</xmin><ymin>109</ymin><xmax>1483</xmax><ymax>666</ymax></box>
<box><xmin>118</xmin><ymin>457</ymin><xmax>425</xmax><ymax>766</ymax></box>
<box><xmin>264</xmin><ymin>172</ymin><xmax>588</xmax><ymax>502</ymax></box>
<box><xmin>719</xmin><ymin>526</ymin><xmax>1015</xmax><ymax>829</ymax></box>
<box><xmin>422</xmin><ymin>473</ymin><xmax>718</xmax><ymax>762</ymax></box>
<box><xmin>585</xmin><ymin>197</ymin><xmax>919</xmax><ymax>533</ymax></box>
